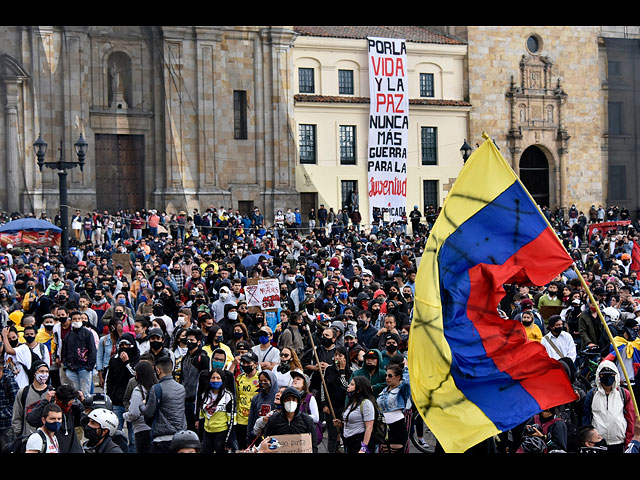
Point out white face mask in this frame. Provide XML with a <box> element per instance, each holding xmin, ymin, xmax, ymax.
<box><xmin>228</xmin><ymin>311</ymin><xmax>238</xmax><ymax>321</ymax></box>
<box><xmin>72</xmin><ymin>321</ymin><xmax>83</xmax><ymax>329</ymax></box>
<box><xmin>176</xmin><ymin>316</ymin><xmax>186</xmax><ymax>327</ymax></box>
<box><xmin>284</xmin><ymin>400</ymin><xmax>298</xmax><ymax>413</ymax></box>
<box><xmin>353</xmin><ymin>282</ymin><xmax>360</xmax><ymax>289</ymax></box>
<box><xmin>219</xmin><ymin>292</ymin><xmax>228</xmax><ymax>300</ymax></box>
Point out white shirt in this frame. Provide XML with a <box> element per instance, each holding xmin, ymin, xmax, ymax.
<box><xmin>26</xmin><ymin>428</ymin><xmax>59</xmax><ymax>453</ymax></box>
<box><xmin>5</xmin><ymin>343</ymin><xmax>50</xmax><ymax>389</ymax></box>
<box><xmin>541</xmin><ymin>331</ymin><xmax>577</xmax><ymax>362</ymax></box>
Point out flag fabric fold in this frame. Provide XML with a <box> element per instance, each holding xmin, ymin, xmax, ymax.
<box><xmin>631</xmin><ymin>240</ymin><xmax>640</xmax><ymax>272</ymax></box>
<box><xmin>408</xmin><ymin>137</ymin><xmax>578</xmax><ymax>453</ymax></box>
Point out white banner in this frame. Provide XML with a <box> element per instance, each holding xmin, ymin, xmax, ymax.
<box><xmin>367</xmin><ymin>36</ymin><xmax>408</xmax><ymax>224</ymax></box>
<box><xmin>245</xmin><ymin>278</ymin><xmax>281</xmax><ymax>311</ymax></box>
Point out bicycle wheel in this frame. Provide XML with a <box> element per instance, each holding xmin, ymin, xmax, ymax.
<box><xmin>409</xmin><ymin>410</ymin><xmax>436</xmax><ymax>453</ymax></box>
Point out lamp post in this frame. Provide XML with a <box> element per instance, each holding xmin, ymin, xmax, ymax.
<box><xmin>33</xmin><ymin>133</ymin><xmax>88</xmax><ymax>255</ymax></box>
<box><xmin>460</xmin><ymin>139</ymin><xmax>472</xmax><ymax>164</ymax></box>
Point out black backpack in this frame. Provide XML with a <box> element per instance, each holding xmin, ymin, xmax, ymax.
<box><xmin>359</xmin><ymin>401</ymin><xmax>388</xmax><ymax>445</ymax></box>
<box><xmin>4</xmin><ymin>429</ymin><xmax>47</xmax><ymax>454</ymax></box>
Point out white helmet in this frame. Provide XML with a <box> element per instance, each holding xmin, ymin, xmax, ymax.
<box><xmin>88</xmin><ymin>408</ymin><xmax>119</xmax><ymax>436</ymax></box>
<box><xmin>602</xmin><ymin>306</ymin><xmax>620</xmax><ymax>324</ymax></box>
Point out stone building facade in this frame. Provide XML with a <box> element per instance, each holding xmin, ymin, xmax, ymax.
<box><xmin>0</xmin><ymin>26</ymin><xmax>299</xmax><ymax>222</ymax></box>
<box><xmin>443</xmin><ymin>26</ymin><xmax>606</xmax><ymax>215</ymax></box>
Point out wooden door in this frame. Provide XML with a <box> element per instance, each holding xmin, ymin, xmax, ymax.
<box><xmin>95</xmin><ymin>134</ymin><xmax>145</xmax><ymax>213</ymax></box>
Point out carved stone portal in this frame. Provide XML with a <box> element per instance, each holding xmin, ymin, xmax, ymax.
<box><xmin>506</xmin><ymin>53</ymin><xmax>570</xmax><ymax>209</ymax></box>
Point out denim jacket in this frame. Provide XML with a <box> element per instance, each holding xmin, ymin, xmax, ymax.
<box><xmin>97</xmin><ymin>334</ymin><xmax>115</xmax><ymax>372</ymax></box>
<box><xmin>376</xmin><ymin>366</ymin><xmax>411</xmax><ymax>413</ymax></box>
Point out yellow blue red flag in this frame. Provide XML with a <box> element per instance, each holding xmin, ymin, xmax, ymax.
<box><xmin>408</xmin><ymin>136</ymin><xmax>578</xmax><ymax>453</ymax></box>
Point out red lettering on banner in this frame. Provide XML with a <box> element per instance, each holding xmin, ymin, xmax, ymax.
<box><xmin>375</xmin><ymin>94</ymin><xmax>405</xmax><ymax>113</ymax></box>
<box><xmin>368</xmin><ymin>177</ymin><xmax>407</xmax><ymax>197</ymax></box>
<box><xmin>370</xmin><ymin>56</ymin><xmax>406</xmax><ymax>77</ymax></box>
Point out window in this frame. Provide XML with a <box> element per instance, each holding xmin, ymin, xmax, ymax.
<box><xmin>420</xmin><ymin>73</ymin><xmax>434</xmax><ymax>98</ymax></box>
<box><xmin>423</xmin><ymin>180</ymin><xmax>439</xmax><ymax>210</ymax></box>
<box><xmin>233</xmin><ymin>90</ymin><xmax>248</xmax><ymax>139</ymax></box>
<box><xmin>341</xmin><ymin>180</ymin><xmax>357</xmax><ymax>210</ymax></box>
<box><xmin>609</xmin><ymin>102</ymin><xmax>623</xmax><ymax>135</ymax></box>
<box><xmin>421</xmin><ymin>127</ymin><xmax>437</xmax><ymax>165</ymax></box>
<box><xmin>527</xmin><ymin>34</ymin><xmax>542</xmax><ymax>54</ymax></box>
<box><xmin>299</xmin><ymin>67</ymin><xmax>315</xmax><ymax>93</ymax></box>
<box><xmin>339</xmin><ymin>125</ymin><xmax>356</xmax><ymax>165</ymax></box>
<box><xmin>609</xmin><ymin>165</ymin><xmax>627</xmax><ymax>200</ymax></box>
<box><xmin>299</xmin><ymin>124</ymin><xmax>317</xmax><ymax>164</ymax></box>
<box><xmin>338</xmin><ymin>69</ymin><xmax>354</xmax><ymax>95</ymax></box>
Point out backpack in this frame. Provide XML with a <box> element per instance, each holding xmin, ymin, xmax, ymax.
<box><xmin>360</xmin><ymin>400</ymin><xmax>388</xmax><ymax>445</ymax></box>
<box><xmin>144</xmin><ymin>383</ymin><xmax>163</xmax><ymax>428</ymax></box>
<box><xmin>4</xmin><ymin>429</ymin><xmax>47</xmax><ymax>454</ymax></box>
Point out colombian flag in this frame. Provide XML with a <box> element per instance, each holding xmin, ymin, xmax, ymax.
<box><xmin>409</xmin><ymin>136</ymin><xmax>578</xmax><ymax>453</ymax></box>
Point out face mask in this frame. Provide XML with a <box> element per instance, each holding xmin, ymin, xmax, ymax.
<box><xmin>186</xmin><ymin>341</ymin><xmax>198</xmax><ymax>350</ymax></box>
<box><xmin>150</xmin><ymin>340</ymin><xmax>164</xmax><ymax>351</ymax></box>
<box><xmin>339</xmin><ymin>292</ymin><xmax>348</xmax><ymax>300</ymax></box>
<box><xmin>353</xmin><ymin>282</ymin><xmax>360</xmax><ymax>289</ymax></box>
<box><xmin>211</xmin><ymin>360</ymin><xmax>225</xmax><ymax>370</ymax></box>
<box><xmin>287</xmin><ymin>276</ymin><xmax>295</xmax><ymax>283</ymax></box>
<box><xmin>600</xmin><ymin>375</ymin><xmax>616</xmax><ymax>387</ymax></box>
<box><xmin>241</xmin><ymin>364</ymin><xmax>254</xmax><ymax>374</ymax></box>
<box><xmin>210</xmin><ymin>381</ymin><xmax>223</xmax><ymax>390</ymax></box>
<box><xmin>306</xmin><ymin>304</ymin><xmax>314</xmax><ymax>313</ymax></box>
<box><xmin>219</xmin><ymin>292</ymin><xmax>228</xmax><ymax>300</ymax></box>
<box><xmin>551</xmin><ymin>327</ymin><xmax>563</xmax><ymax>336</ymax></box>
<box><xmin>259</xmin><ymin>336</ymin><xmax>270</xmax><ymax>345</ymax></box>
<box><xmin>321</xmin><ymin>336</ymin><xmax>333</xmax><ymax>348</ymax></box>
<box><xmin>72</xmin><ymin>321</ymin><xmax>83</xmax><ymax>329</ymax></box>
<box><xmin>365</xmin><ymin>363</ymin><xmax>377</xmax><ymax>372</ymax></box>
<box><xmin>284</xmin><ymin>400</ymin><xmax>298</xmax><ymax>413</ymax></box>
<box><xmin>228</xmin><ymin>312</ymin><xmax>238</xmax><ymax>321</ymax></box>
<box><xmin>114</xmin><ymin>311</ymin><xmax>123</xmax><ymax>318</ymax></box>
<box><xmin>24</xmin><ymin>335</ymin><xmax>36</xmax><ymax>344</ymax></box>
<box><xmin>83</xmin><ymin>425</ymin><xmax>102</xmax><ymax>444</ymax></box>
<box><xmin>386</xmin><ymin>344</ymin><xmax>398</xmax><ymax>353</ymax></box>
<box><xmin>233</xmin><ymin>331</ymin><xmax>244</xmax><ymax>339</ymax></box>
<box><xmin>35</xmin><ymin>372</ymin><xmax>49</xmax><ymax>385</ymax></box>
<box><xmin>176</xmin><ymin>317</ymin><xmax>186</xmax><ymax>327</ymax></box>
<box><xmin>46</xmin><ymin>421</ymin><xmax>62</xmax><ymax>433</ymax></box>
<box><xmin>43</xmin><ymin>323</ymin><xmax>54</xmax><ymax>331</ymax></box>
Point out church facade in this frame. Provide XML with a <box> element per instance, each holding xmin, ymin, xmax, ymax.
<box><xmin>0</xmin><ymin>26</ymin><xmax>299</xmax><ymax>221</ymax></box>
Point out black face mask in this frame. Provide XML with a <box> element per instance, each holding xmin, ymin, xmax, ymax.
<box><xmin>321</xmin><ymin>336</ymin><xmax>334</xmax><ymax>348</ymax></box>
<box><xmin>150</xmin><ymin>340</ymin><xmax>164</xmax><ymax>351</ymax></box>
<box><xmin>386</xmin><ymin>344</ymin><xmax>398</xmax><ymax>353</ymax></box>
<box><xmin>24</xmin><ymin>335</ymin><xmax>36</xmax><ymax>344</ymax></box>
<box><xmin>241</xmin><ymin>364</ymin><xmax>254</xmax><ymax>374</ymax></box>
<box><xmin>43</xmin><ymin>323</ymin><xmax>54</xmax><ymax>331</ymax></box>
<box><xmin>186</xmin><ymin>341</ymin><xmax>198</xmax><ymax>351</ymax></box>
<box><xmin>365</xmin><ymin>363</ymin><xmax>377</xmax><ymax>372</ymax></box>
<box><xmin>600</xmin><ymin>374</ymin><xmax>616</xmax><ymax>387</ymax></box>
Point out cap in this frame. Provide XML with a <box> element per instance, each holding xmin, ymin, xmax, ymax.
<box><xmin>364</xmin><ymin>349</ymin><xmax>378</xmax><ymax>359</ymax></box>
<box><xmin>148</xmin><ymin>327</ymin><xmax>164</xmax><ymax>339</ymax></box>
<box><xmin>235</xmin><ymin>340</ymin><xmax>251</xmax><ymax>351</ymax></box>
<box><xmin>241</xmin><ymin>351</ymin><xmax>258</xmax><ymax>363</ymax></box>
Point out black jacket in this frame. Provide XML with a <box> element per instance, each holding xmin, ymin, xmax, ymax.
<box><xmin>263</xmin><ymin>409</ymin><xmax>318</xmax><ymax>453</ymax></box>
<box><xmin>61</xmin><ymin>327</ymin><xmax>96</xmax><ymax>371</ymax></box>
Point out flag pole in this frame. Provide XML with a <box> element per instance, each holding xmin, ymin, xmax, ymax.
<box><xmin>481</xmin><ymin>132</ymin><xmax>640</xmax><ymax>420</ymax></box>
<box><xmin>572</xmin><ymin>264</ymin><xmax>640</xmax><ymax>420</ymax></box>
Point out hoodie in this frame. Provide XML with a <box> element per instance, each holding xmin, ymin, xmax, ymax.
<box><xmin>263</xmin><ymin>387</ymin><xmax>318</xmax><ymax>453</ymax></box>
<box><xmin>351</xmin><ymin>348</ymin><xmax>387</xmax><ymax>396</ymax></box>
<box><xmin>582</xmin><ymin>359</ymin><xmax>635</xmax><ymax>447</ymax></box>
<box><xmin>247</xmin><ymin>369</ymin><xmax>279</xmax><ymax>440</ymax></box>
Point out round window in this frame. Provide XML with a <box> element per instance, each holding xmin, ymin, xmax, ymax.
<box><xmin>527</xmin><ymin>35</ymin><xmax>542</xmax><ymax>54</ymax></box>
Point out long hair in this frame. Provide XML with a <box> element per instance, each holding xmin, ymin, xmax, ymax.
<box><xmin>281</xmin><ymin>346</ymin><xmax>303</xmax><ymax>372</ymax></box>
<box><xmin>345</xmin><ymin>376</ymin><xmax>376</xmax><ymax>417</ymax></box>
<box><xmin>196</xmin><ymin>367</ymin><xmax>230</xmax><ymax>416</ymax></box>
<box><xmin>135</xmin><ymin>360</ymin><xmax>158</xmax><ymax>398</ymax></box>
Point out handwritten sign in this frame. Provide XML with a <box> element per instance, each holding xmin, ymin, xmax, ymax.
<box><xmin>246</xmin><ymin>278</ymin><xmax>281</xmax><ymax>311</ymax></box>
<box><xmin>268</xmin><ymin>433</ymin><xmax>313</xmax><ymax>454</ymax></box>
<box><xmin>367</xmin><ymin>36</ymin><xmax>408</xmax><ymax>224</ymax></box>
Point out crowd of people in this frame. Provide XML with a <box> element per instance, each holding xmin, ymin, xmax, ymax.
<box><xmin>0</xmin><ymin>201</ymin><xmax>640</xmax><ymax>454</ymax></box>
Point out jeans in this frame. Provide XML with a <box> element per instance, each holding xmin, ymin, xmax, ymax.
<box><xmin>65</xmin><ymin>367</ymin><xmax>93</xmax><ymax>396</ymax></box>
<box><xmin>133</xmin><ymin>229</ymin><xmax>142</xmax><ymax>240</ymax></box>
<box><xmin>113</xmin><ymin>405</ymin><xmax>136</xmax><ymax>453</ymax></box>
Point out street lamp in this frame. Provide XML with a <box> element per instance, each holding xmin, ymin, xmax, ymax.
<box><xmin>33</xmin><ymin>133</ymin><xmax>88</xmax><ymax>255</ymax></box>
<box><xmin>460</xmin><ymin>139</ymin><xmax>472</xmax><ymax>164</ymax></box>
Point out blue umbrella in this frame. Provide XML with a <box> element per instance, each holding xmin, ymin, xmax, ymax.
<box><xmin>0</xmin><ymin>218</ymin><xmax>62</xmax><ymax>233</ymax></box>
<box><xmin>241</xmin><ymin>253</ymin><xmax>272</xmax><ymax>268</ymax></box>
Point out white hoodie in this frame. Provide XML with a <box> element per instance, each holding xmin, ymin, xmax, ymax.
<box><xmin>589</xmin><ymin>359</ymin><xmax>629</xmax><ymax>446</ymax></box>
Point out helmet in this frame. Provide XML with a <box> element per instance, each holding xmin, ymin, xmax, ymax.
<box><xmin>519</xmin><ymin>435</ymin><xmax>546</xmax><ymax>453</ymax></box>
<box><xmin>87</xmin><ymin>408</ymin><xmax>119</xmax><ymax>436</ymax></box>
<box><xmin>82</xmin><ymin>393</ymin><xmax>113</xmax><ymax>411</ymax></box>
<box><xmin>170</xmin><ymin>430</ymin><xmax>201</xmax><ymax>452</ymax></box>
<box><xmin>602</xmin><ymin>307</ymin><xmax>620</xmax><ymax>323</ymax></box>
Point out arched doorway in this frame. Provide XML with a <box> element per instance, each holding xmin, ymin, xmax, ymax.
<box><xmin>519</xmin><ymin>146</ymin><xmax>550</xmax><ymax>208</ymax></box>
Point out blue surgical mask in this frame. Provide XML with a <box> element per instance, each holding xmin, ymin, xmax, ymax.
<box><xmin>339</xmin><ymin>292</ymin><xmax>348</xmax><ymax>300</ymax></box>
<box><xmin>209</xmin><ymin>381</ymin><xmax>223</xmax><ymax>390</ymax></box>
<box><xmin>259</xmin><ymin>336</ymin><xmax>270</xmax><ymax>345</ymax></box>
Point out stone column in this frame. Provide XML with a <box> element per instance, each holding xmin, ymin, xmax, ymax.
<box><xmin>3</xmin><ymin>79</ymin><xmax>22</xmax><ymax>213</ymax></box>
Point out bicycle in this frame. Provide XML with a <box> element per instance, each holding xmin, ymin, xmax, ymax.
<box><xmin>409</xmin><ymin>408</ymin><xmax>436</xmax><ymax>453</ymax></box>
<box><xmin>575</xmin><ymin>345</ymin><xmax>602</xmax><ymax>390</ymax></box>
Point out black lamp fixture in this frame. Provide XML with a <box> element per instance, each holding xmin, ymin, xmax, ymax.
<box><xmin>33</xmin><ymin>132</ymin><xmax>89</xmax><ymax>255</ymax></box>
<box><xmin>460</xmin><ymin>139</ymin><xmax>472</xmax><ymax>164</ymax></box>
